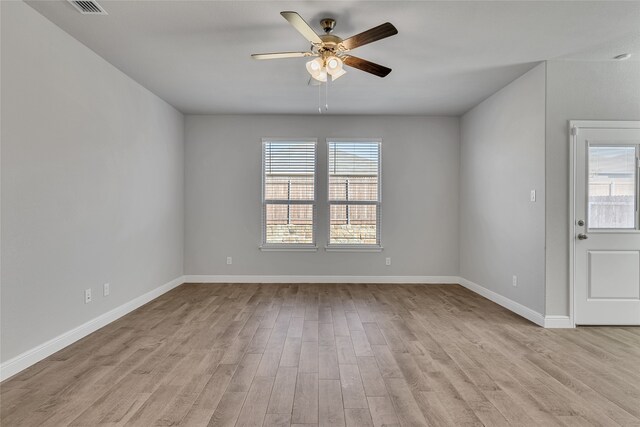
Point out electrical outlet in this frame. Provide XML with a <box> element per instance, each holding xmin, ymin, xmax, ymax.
<box><xmin>103</xmin><ymin>283</ymin><xmax>110</xmax><ymax>296</ymax></box>
<box><xmin>385</xmin><ymin>257</ymin><xmax>391</xmax><ymax>266</ymax></box>
<box><xmin>512</xmin><ymin>275</ymin><xmax>518</xmax><ymax>287</ymax></box>
<box><xmin>84</xmin><ymin>288</ymin><xmax>92</xmax><ymax>304</ymax></box>
<box><xmin>226</xmin><ymin>257</ymin><xmax>232</xmax><ymax>265</ymax></box>
<box><xmin>530</xmin><ymin>190</ymin><xmax>536</xmax><ymax>202</ymax></box>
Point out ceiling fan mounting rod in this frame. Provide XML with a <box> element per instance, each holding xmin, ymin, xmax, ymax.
<box><xmin>320</xmin><ymin>18</ymin><xmax>336</xmax><ymax>34</ymax></box>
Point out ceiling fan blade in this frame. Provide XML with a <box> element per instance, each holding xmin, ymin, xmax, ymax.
<box><xmin>341</xmin><ymin>22</ymin><xmax>398</xmax><ymax>51</ymax></box>
<box><xmin>281</xmin><ymin>11</ymin><xmax>323</xmax><ymax>45</ymax></box>
<box><xmin>343</xmin><ymin>55</ymin><xmax>392</xmax><ymax>77</ymax></box>
<box><xmin>251</xmin><ymin>52</ymin><xmax>314</xmax><ymax>60</ymax></box>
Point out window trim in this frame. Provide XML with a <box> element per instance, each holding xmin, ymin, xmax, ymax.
<box><xmin>325</xmin><ymin>138</ymin><xmax>382</xmax><ymax>251</ymax></box>
<box><xmin>260</xmin><ymin>138</ymin><xmax>318</xmax><ymax>251</ymax></box>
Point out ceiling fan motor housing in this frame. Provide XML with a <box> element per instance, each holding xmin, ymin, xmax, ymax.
<box><xmin>318</xmin><ymin>35</ymin><xmax>343</xmax><ymax>54</ymax></box>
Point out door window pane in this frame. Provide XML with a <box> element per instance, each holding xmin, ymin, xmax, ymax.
<box><xmin>588</xmin><ymin>146</ymin><xmax>637</xmax><ymax>229</ymax></box>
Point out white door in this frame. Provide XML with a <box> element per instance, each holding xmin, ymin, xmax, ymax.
<box><xmin>574</xmin><ymin>124</ymin><xmax>640</xmax><ymax>325</ymax></box>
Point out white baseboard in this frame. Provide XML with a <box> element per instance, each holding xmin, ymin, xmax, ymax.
<box><xmin>457</xmin><ymin>277</ymin><xmax>546</xmax><ymax>327</ymax></box>
<box><xmin>544</xmin><ymin>315</ymin><xmax>574</xmax><ymax>328</ymax></box>
<box><xmin>0</xmin><ymin>275</ymin><xmax>185</xmax><ymax>382</ymax></box>
<box><xmin>183</xmin><ymin>275</ymin><xmax>460</xmax><ymax>284</ymax></box>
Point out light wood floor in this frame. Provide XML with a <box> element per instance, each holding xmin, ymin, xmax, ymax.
<box><xmin>2</xmin><ymin>284</ymin><xmax>639</xmax><ymax>426</ymax></box>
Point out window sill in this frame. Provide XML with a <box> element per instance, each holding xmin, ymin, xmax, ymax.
<box><xmin>325</xmin><ymin>245</ymin><xmax>383</xmax><ymax>252</ymax></box>
<box><xmin>260</xmin><ymin>245</ymin><xmax>318</xmax><ymax>252</ymax></box>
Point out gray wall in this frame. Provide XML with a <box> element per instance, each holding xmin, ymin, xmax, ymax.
<box><xmin>460</xmin><ymin>64</ymin><xmax>546</xmax><ymax>315</ymax></box>
<box><xmin>1</xmin><ymin>2</ymin><xmax>184</xmax><ymax>362</ymax></box>
<box><xmin>185</xmin><ymin>115</ymin><xmax>460</xmax><ymax>277</ymax></box>
<box><xmin>545</xmin><ymin>60</ymin><xmax>640</xmax><ymax>315</ymax></box>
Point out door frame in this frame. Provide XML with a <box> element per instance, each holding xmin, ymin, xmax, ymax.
<box><xmin>569</xmin><ymin>120</ymin><xmax>640</xmax><ymax>327</ymax></box>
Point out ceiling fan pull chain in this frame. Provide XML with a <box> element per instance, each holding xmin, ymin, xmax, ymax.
<box><xmin>318</xmin><ymin>80</ymin><xmax>322</xmax><ymax>114</ymax></box>
<box><xmin>325</xmin><ymin>76</ymin><xmax>329</xmax><ymax>112</ymax></box>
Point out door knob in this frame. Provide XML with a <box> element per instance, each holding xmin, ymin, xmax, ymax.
<box><xmin>577</xmin><ymin>233</ymin><xmax>588</xmax><ymax>240</ymax></box>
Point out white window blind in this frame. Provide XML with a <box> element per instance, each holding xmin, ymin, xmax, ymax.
<box><xmin>262</xmin><ymin>139</ymin><xmax>317</xmax><ymax>248</ymax></box>
<box><xmin>328</xmin><ymin>140</ymin><xmax>381</xmax><ymax>247</ymax></box>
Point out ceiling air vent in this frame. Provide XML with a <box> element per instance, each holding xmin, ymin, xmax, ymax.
<box><xmin>68</xmin><ymin>0</ymin><xmax>108</xmax><ymax>15</ymax></box>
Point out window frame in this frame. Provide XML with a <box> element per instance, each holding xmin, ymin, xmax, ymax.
<box><xmin>260</xmin><ymin>138</ymin><xmax>318</xmax><ymax>251</ymax></box>
<box><xmin>326</xmin><ymin>138</ymin><xmax>383</xmax><ymax>252</ymax></box>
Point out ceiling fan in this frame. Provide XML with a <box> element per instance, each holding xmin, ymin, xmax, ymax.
<box><xmin>251</xmin><ymin>11</ymin><xmax>398</xmax><ymax>82</ymax></box>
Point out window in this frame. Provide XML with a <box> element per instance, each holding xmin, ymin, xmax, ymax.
<box><xmin>328</xmin><ymin>140</ymin><xmax>381</xmax><ymax>248</ymax></box>
<box><xmin>588</xmin><ymin>145</ymin><xmax>638</xmax><ymax>229</ymax></box>
<box><xmin>262</xmin><ymin>139</ymin><xmax>317</xmax><ymax>249</ymax></box>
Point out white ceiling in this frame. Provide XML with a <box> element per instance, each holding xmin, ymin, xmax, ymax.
<box><xmin>26</xmin><ymin>1</ymin><xmax>640</xmax><ymax>116</ymax></box>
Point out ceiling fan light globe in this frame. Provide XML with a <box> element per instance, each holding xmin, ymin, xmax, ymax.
<box><xmin>312</xmin><ymin>70</ymin><xmax>328</xmax><ymax>82</ymax></box>
<box><xmin>330</xmin><ymin>68</ymin><xmax>346</xmax><ymax>80</ymax></box>
<box><xmin>306</xmin><ymin>58</ymin><xmax>324</xmax><ymax>76</ymax></box>
<box><xmin>326</xmin><ymin>56</ymin><xmax>343</xmax><ymax>74</ymax></box>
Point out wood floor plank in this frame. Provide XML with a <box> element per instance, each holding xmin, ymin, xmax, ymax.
<box><xmin>299</xmin><ymin>340</ymin><xmax>319</xmax><ymax>374</ymax></box>
<box><xmin>318</xmin><ymin>345</ymin><xmax>340</xmax><ymax>380</ymax></box>
<box><xmin>220</xmin><ymin>319</ymin><xmax>260</xmax><ymax>364</ymax></box>
<box><xmin>288</xmin><ymin>317</ymin><xmax>305</xmax><ymax>339</ymax></box>
<box><xmin>332</xmin><ymin>310</ymin><xmax>351</xmax><ymax>337</ymax></box>
<box><xmin>263</xmin><ymin>413</ymin><xmax>291</xmax><ymax>427</ymax></box>
<box><xmin>335</xmin><ymin>335</ymin><xmax>358</xmax><ymax>365</ymax></box>
<box><xmin>318</xmin><ymin>379</ymin><xmax>346</xmax><ymax>427</ymax></box>
<box><xmin>339</xmin><ymin>364</ymin><xmax>368</xmax><ymax>409</ymax></box>
<box><xmin>318</xmin><ymin>306</ymin><xmax>332</xmax><ymax>324</ymax></box>
<box><xmin>371</xmin><ymin>345</ymin><xmax>403</xmax><ymax>378</ymax></box>
<box><xmin>351</xmin><ymin>330</ymin><xmax>374</xmax><ymax>357</ymax></box>
<box><xmin>124</xmin><ymin>385</ymin><xmax>181</xmax><ymax>426</ymax></box>
<box><xmin>292</xmin><ymin>373</ymin><xmax>319</xmax><ymax>424</ymax></box>
<box><xmin>151</xmin><ymin>350</ymin><xmax>225</xmax><ymax>426</ymax></box>
<box><xmin>305</xmin><ymin>300</ymin><xmax>319</xmax><ymax>321</ymax></box>
<box><xmin>180</xmin><ymin>363</ymin><xmax>238</xmax><ymax>426</ymax></box>
<box><xmin>266</xmin><ymin>366</ymin><xmax>298</xmax><ymax>415</ymax></box>
<box><xmin>414</xmin><ymin>390</ymin><xmax>457</xmax><ymax>427</ymax></box>
<box><xmin>384</xmin><ymin>377</ymin><xmax>429</xmax><ymax>426</ymax></box>
<box><xmin>318</xmin><ymin>322</ymin><xmax>335</xmax><ymax>347</ymax></box>
<box><xmin>280</xmin><ymin>336</ymin><xmax>302</xmax><ymax>367</ymax></box>
<box><xmin>378</xmin><ymin>324</ymin><xmax>408</xmax><ymax>353</ymax></box>
<box><xmin>345</xmin><ymin>311</ymin><xmax>365</xmax><ymax>332</ymax></box>
<box><xmin>207</xmin><ymin>390</ymin><xmax>246</xmax><ymax>427</ymax></box>
<box><xmin>345</xmin><ymin>408</ymin><xmax>374</xmax><ymax>426</ymax></box>
<box><xmin>255</xmin><ymin>351</ymin><xmax>282</xmax><ymax>378</ymax></box>
<box><xmin>357</xmin><ymin>356</ymin><xmax>388</xmax><ymax>397</ymax></box>
<box><xmin>246</xmin><ymin>327</ymin><xmax>271</xmax><ymax>354</ymax></box>
<box><xmin>303</xmin><ymin>320</ymin><xmax>319</xmax><ymax>343</ymax></box>
<box><xmin>367</xmin><ymin>396</ymin><xmax>401</xmax><ymax>427</ymax></box>
<box><xmin>234</xmin><ymin>376</ymin><xmax>274</xmax><ymax>427</ymax></box>
<box><xmin>228</xmin><ymin>353</ymin><xmax>262</xmax><ymax>392</ymax></box>
<box><xmin>392</xmin><ymin>352</ymin><xmax>431</xmax><ymax>392</ymax></box>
